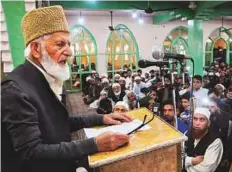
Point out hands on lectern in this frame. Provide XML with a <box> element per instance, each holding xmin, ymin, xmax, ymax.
<box><xmin>96</xmin><ymin>132</ymin><xmax>129</xmax><ymax>152</ymax></box>
<box><xmin>95</xmin><ymin>113</ymin><xmax>132</xmax><ymax>152</ymax></box>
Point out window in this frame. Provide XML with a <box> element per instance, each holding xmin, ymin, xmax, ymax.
<box><xmin>67</xmin><ymin>25</ymin><xmax>97</xmax><ymax>92</ymax></box>
<box><xmin>205</xmin><ymin>27</ymin><xmax>232</xmax><ymax>67</ymax></box>
<box><xmin>163</xmin><ymin>26</ymin><xmax>188</xmax><ymax>72</ymax></box>
<box><xmin>106</xmin><ymin>24</ymin><xmax>139</xmax><ymax>78</ymax></box>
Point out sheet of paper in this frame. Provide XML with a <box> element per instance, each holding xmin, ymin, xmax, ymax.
<box><xmin>84</xmin><ymin>119</ymin><xmax>151</xmax><ymax>138</ymax></box>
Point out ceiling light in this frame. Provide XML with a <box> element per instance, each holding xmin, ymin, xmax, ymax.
<box><xmin>78</xmin><ymin>17</ymin><xmax>84</xmax><ymax>24</ymax></box>
<box><xmin>138</xmin><ymin>18</ymin><xmax>144</xmax><ymax>24</ymax></box>
<box><xmin>78</xmin><ymin>11</ymin><xmax>84</xmax><ymax>24</ymax></box>
<box><xmin>132</xmin><ymin>12</ymin><xmax>137</xmax><ymax>19</ymax></box>
<box><xmin>181</xmin><ymin>17</ymin><xmax>187</xmax><ymax>21</ymax></box>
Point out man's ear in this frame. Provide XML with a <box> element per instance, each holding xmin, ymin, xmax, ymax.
<box><xmin>30</xmin><ymin>42</ymin><xmax>42</xmax><ymax>60</ymax></box>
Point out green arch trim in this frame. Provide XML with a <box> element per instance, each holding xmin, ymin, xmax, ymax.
<box><xmin>163</xmin><ymin>26</ymin><xmax>189</xmax><ymax>73</ymax></box>
<box><xmin>105</xmin><ymin>24</ymin><xmax>140</xmax><ymax>74</ymax></box>
<box><xmin>205</xmin><ymin>26</ymin><xmax>232</xmax><ymax>65</ymax></box>
<box><xmin>68</xmin><ymin>24</ymin><xmax>98</xmax><ymax>92</ymax></box>
<box><xmin>70</xmin><ymin>24</ymin><xmax>98</xmax><ymax>71</ymax></box>
<box><xmin>162</xmin><ymin>26</ymin><xmax>188</xmax><ymax>50</ymax></box>
<box><xmin>166</xmin><ymin>26</ymin><xmax>188</xmax><ymax>41</ymax></box>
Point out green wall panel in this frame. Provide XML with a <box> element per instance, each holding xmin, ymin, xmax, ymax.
<box><xmin>2</xmin><ymin>1</ymin><xmax>26</xmax><ymax>68</ymax></box>
<box><xmin>188</xmin><ymin>20</ymin><xmax>203</xmax><ymax>76</ymax></box>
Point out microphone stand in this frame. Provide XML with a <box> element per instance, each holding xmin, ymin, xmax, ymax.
<box><xmin>159</xmin><ymin>67</ymin><xmax>165</xmax><ymax>87</ymax></box>
<box><xmin>170</xmin><ymin>72</ymin><xmax>178</xmax><ymax>129</ymax></box>
<box><xmin>185</xmin><ymin>58</ymin><xmax>195</xmax><ymax>127</ymax></box>
<box><xmin>173</xmin><ymin>57</ymin><xmax>195</xmax><ymax>123</ymax></box>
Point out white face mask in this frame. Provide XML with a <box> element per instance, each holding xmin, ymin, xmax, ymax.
<box><xmin>41</xmin><ymin>46</ymin><xmax>70</xmax><ymax>82</ymax></box>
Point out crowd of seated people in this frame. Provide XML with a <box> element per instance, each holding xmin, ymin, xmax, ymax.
<box><xmin>81</xmin><ymin>61</ymin><xmax>232</xmax><ymax>171</ymax></box>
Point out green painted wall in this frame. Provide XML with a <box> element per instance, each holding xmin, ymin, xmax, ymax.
<box><xmin>188</xmin><ymin>20</ymin><xmax>203</xmax><ymax>76</ymax></box>
<box><xmin>2</xmin><ymin>1</ymin><xmax>26</xmax><ymax>68</ymax></box>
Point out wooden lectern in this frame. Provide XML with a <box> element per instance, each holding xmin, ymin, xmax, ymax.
<box><xmin>88</xmin><ymin>108</ymin><xmax>186</xmax><ymax>172</ymax></box>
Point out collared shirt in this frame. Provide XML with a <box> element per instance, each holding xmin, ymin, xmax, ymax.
<box><xmin>193</xmin><ymin>87</ymin><xmax>209</xmax><ymax>107</ymax></box>
<box><xmin>185</xmin><ymin>138</ymin><xmax>223</xmax><ymax>172</ymax></box>
<box><xmin>27</xmin><ymin>58</ymin><xmax>63</xmax><ymax>101</ymax></box>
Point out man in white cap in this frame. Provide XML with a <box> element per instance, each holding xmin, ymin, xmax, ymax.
<box><xmin>184</xmin><ymin>107</ymin><xmax>223</xmax><ymax>172</ymax></box>
<box><xmin>113</xmin><ymin>73</ymin><xmax>121</xmax><ymax>83</ymax></box>
<box><xmin>109</xmin><ymin>83</ymin><xmax>126</xmax><ymax>104</ymax></box>
<box><xmin>113</xmin><ymin>101</ymin><xmax>129</xmax><ymax>113</ymax></box>
<box><xmin>133</xmin><ymin>76</ymin><xmax>151</xmax><ymax>99</ymax></box>
<box><xmin>118</xmin><ymin>77</ymin><xmax>126</xmax><ymax>91</ymax></box>
<box><xmin>1</xmin><ymin>6</ymin><xmax>132</xmax><ymax>172</ymax></box>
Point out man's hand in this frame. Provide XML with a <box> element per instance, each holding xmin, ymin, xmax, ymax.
<box><xmin>96</xmin><ymin>132</ymin><xmax>129</xmax><ymax>152</ymax></box>
<box><xmin>103</xmin><ymin>113</ymin><xmax>133</xmax><ymax>125</ymax></box>
<box><xmin>192</xmin><ymin>156</ymin><xmax>204</xmax><ymax>165</ymax></box>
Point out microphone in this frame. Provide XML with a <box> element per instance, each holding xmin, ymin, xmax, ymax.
<box><xmin>152</xmin><ymin>50</ymin><xmax>189</xmax><ymax>61</ymax></box>
<box><xmin>138</xmin><ymin>60</ymin><xmax>169</xmax><ymax>68</ymax></box>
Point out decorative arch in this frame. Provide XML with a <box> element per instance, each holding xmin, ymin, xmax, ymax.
<box><xmin>67</xmin><ymin>24</ymin><xmax>98</xmax><ymax>92</ymax></box>
<box><xmin>163</xmin><ymin>26</ymin><xmax>189</xmax><ymax>72</ymax></box>
<box><xmin>106</xmin><ymin>24</ymin><xmax>139</xmax><ymax>78</ymax></box>
<box><xmin>205</xmin><ymin>27</ymin><xmax>232</xmax><ymax>67</ymax></box>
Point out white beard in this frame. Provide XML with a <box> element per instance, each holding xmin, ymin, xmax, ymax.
<box><xmin>114</xmin><ymin>91</ymin><xmax>121</xmax><ymax>96</ymax></box>
<box><xmin>40</xmin><ymin>48</ymin><xmax>70</xmax><ymax>82</ymax></box>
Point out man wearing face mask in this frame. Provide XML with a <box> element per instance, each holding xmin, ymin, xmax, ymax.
<box><xmin>1</xmin><ymin>6</ymin><xmax>132</xmax><ymax>172</ymax></box>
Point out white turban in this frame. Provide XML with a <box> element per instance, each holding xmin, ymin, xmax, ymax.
<box><xmin>112</xmin><ymin>83</ymin><xmax>120</xmax><ymax>88</ymax></box>
<box><xmin>134</xmin><ymin>76</ymin><xmax>141</xmax><ymax>81</ymax></box>
<box><xmin>114</xmin><ymin>101</ymin><xmax>129</xmax><ymax>111</ymax></box>
<box><xmin>194</xmin><ymin>107</ymin><xmax>211</xmax><ymax>120</ymax></box>
<box><xmin>119</xmin><ymin>77</ymin><xmax>126</xmax><ymax>81</ymax></box>
<box><xmin>86</xmin><ymin>76</ymin><xmax>93</xmax><ymax>82</ymax></box>
<box><xmin>215</xmin><ymin>84</ymin><xmax>225</xmax><ymax>92</ymax></box>
<box><xmin>102</xmin><ymin>78</ymin><xmax>109</xmax><ymax>83</ymax></box>
<box><xmin>114</xmin><ymin>74</ymin><xmax>121</xmax><ymax>78</ymax></box>
<box><xmin>126</xmin><ymin>90</ymin><xmax>133</xmax><ymax>95</ymax></box>
<box><xmin>100</xmin><ymin>73</ymin><xmax>107</xmax><ymax>78</ymax></box>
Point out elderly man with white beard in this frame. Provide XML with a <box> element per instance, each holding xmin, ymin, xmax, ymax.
<box><xmin>1</xmin><ymin>6</ymin><xmax>132</xmax><ymax>172</ymax></box>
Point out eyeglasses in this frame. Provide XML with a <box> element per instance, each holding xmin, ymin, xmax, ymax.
<box><xmin>127</xmin><ymin>114</ymin><xmax>154</xmax><ymax>135</ymax></box>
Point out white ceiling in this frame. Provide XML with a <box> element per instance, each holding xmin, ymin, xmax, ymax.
<box><xmin>64</xmin><ymin>9</ymin><xmax>157</xmax><ymax>17</ymax></box>
<box><xmin>64</xmin><ymin>9</ymin><xmax>232</xmax><ymax>21</ymax></box>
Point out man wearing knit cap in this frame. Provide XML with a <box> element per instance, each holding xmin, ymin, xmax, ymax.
<box><xmin>184</xmin><ymin>107</ymin><xmax>223</xmax><ymax>172</ymax></box>
<box><xmin>1</xmin><ymin>6</ymin><xmax>132</xmax><ymax>172</ymax></box>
